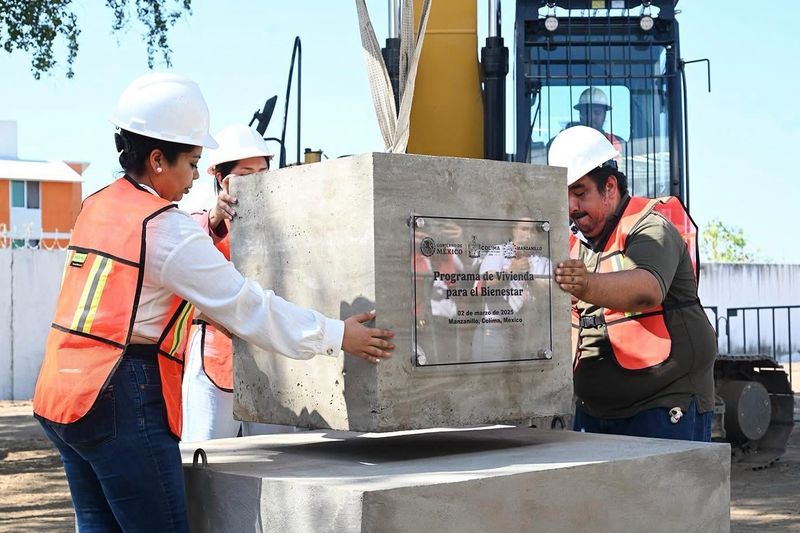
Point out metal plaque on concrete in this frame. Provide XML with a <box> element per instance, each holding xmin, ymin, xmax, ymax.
<box><xmin>412</xmin><ymin>215</ymin><xmax>553</xmax><ymax>366</ymax></box>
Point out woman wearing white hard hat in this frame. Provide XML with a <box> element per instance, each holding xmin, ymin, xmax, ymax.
<box><xmin>32</xmin><ymin>74</ymin><xmax>395</xmax><ymax>532</ymax></box>
<box><xmin>180</xmin><ymin>124</ymin><xmax>277</xmax><ymax>442</ymax></box>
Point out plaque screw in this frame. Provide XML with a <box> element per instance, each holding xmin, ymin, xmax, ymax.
<box><xmin>415</xmin><ymin>217</ymin><xmax>425</xmax><ymax>228</ymax></box>
<box><xmin>417</xmin><ymin>354</ymin><xmax>427</xmax><ymax>366</ymax></box>
<box><xmin>541</xmin><ymin>222</ymin><xmax>551</xmax><ymax>232</ymax></box>
<box><xmin>539</xmin><ymin>349</ymin><xmax>553</xmax><ymax>359</ymax></box>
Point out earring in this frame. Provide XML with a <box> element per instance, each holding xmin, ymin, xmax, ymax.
<box><xmin>156</xmin><ymin>167</ymin><xmax>163</xmax><ymax>174</ymax></box>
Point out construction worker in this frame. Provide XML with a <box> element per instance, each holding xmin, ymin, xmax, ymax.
<box><xmin>181</xmin><ymin>123</ymin><xmax>278</xmax><ymax>441</ymax></box>
<box><xmin>573</xmin><ymin>87</ymin><xmax>624</xmax><ymax>154</ymax></box>
<box><xmin>31</xmin><ymin>73</ymin><xmax>395</xmax><ymax>532</ymax></box>
<box><xmin>549</xmin><ymin>125</ymin><xmax>715</xmax><ymax>441</ymax></box>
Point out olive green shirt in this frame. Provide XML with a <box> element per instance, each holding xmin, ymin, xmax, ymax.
<box><xmin>573</xmin><ymin>195</ymin><xmax>717</xmax><ymax>418</ymax></box>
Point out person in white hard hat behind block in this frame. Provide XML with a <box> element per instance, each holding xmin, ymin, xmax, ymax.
<box><xmin>181</xmin><ymin>123</ymin><xmax>292</xmax><ymax>442</ymax></box>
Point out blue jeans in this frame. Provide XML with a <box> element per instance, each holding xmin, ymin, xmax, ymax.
<box><xmin>38</xmin><ymin>348</ymin><xmax>188</xmax><ymax>532</ymax></box>
<box><xmin>574</xmin><ymin>397</ymin><xmax>713</xmax><ymax>442</ymax></box>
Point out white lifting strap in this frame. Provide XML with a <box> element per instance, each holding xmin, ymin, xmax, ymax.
<box><xmin>355</xmin><ymin>0</ymin><xmax>432</xmax><ymax>154</ymax></box>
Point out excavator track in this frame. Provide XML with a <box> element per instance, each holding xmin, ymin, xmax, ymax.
<box><xmin>714</xmin><ymin>354</ymin><xmax>795</xmax><ymax>469</ymax></box>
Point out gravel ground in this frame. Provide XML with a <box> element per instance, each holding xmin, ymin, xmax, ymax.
<box><xmin>1</xmin><ymin>400</ymin><xmax>798</xmax><ymax>532</ymax></box>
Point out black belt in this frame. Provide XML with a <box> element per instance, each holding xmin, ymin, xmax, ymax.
<box><xmin>192</xmin><ymin>318</ymin><xmax>231</xmax><ymax>338</ymax></box>
<box><xmin>578</xmin><ymin>299</ymin><xmax>701</xmax><ymax>330</ymax></box>
<box><xmin>579</xmin><ymin>315</ymin><xmax>605</xmax><ymax>329</ymax></box>
<box><xmin>124</xmin><ymin>344</ymin><xmax>159</xmax><ymax>361</ymax></box>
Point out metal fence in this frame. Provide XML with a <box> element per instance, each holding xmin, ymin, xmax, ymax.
<box><xmin>706</xmin><ymin>305</ymin><xmax>799</xmax><ymax>387</ymax></box>
<box><xmin>0</xmin><ymin>224</ymin><xmax>71</xmax><ymax>250</ymax></box>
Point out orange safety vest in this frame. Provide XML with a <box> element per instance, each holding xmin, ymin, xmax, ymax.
<box><xmin>188</xmin><ymin>219</ymin><xmax>233</xmax><ymax>391</ymax></box>
<box><xmin>214</xmin><ymin>219</ymin><xmax>231</xmax><ymax>261</ymax></box>
<box><xmin>604</xmin><ymin>132</ymin><xmax>623</xmax><ymax>152</ymax></box>
<box><xmin>190</xmin><ymin>320</ymin><xmax>234</xmax><ymax>392</ymax></box>
<box><xmin>33</xmin><ymin>177</ymin><xmax>194</xmax><ymax>437</ymax></box>
<box><xmin>569</xmin><ymin>195</ymin><xmax>698</xmax><ymax>371</ymax></box>
<box><xmin>603</xmin><ymin>132</ymin><xmax>624</xmax><ymax>168</ymax></box>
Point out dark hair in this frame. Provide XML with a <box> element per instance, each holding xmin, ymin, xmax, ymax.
<box><xmin>586</xmin><ymin>165</ymin><xmax>629</xmax><ymax>197</ymax></box>
<box><xmin>211</xmin><ymin>157</ymin><xmax>270</xmax><ymax>193</ymax></box>
<box><xmin>211</xmin><ymin>161</ymin><xmax>237</xmax><ymax>193</ymax></box>
<box><xmin>115</xmin><ymin>129</ymin><xmax>195</xmax><ymax>176</ymax></box>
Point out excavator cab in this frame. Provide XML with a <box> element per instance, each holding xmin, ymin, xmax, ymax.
<box><xmin>508</xmin><ymin>0</ymin><xmax>793</xmax><ymax>465</ymax></box>
<box><xmin>513</xmin><ymin>0</ymin><xmax>684</xmax><ymax>201</ymax></box>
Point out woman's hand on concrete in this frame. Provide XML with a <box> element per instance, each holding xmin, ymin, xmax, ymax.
<box><xmin>208</xmin><ymin>175</ymin><xmax>238</xmax><ymax>230</ymax></box>
<box><xmin>342</xmin><ymin>311</ymin><xmax>395</xmax><ymax>364</ymax></box>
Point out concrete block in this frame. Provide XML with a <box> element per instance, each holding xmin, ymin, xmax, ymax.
<box><xmin>229</xmin><ymin>153</ymin><xmax>572</xmax><ymax>431</ymax></box>
<box><xmin>182</xmin><ymin>428</ymin><xmax>731</xmax><ymax>533</ymax></box>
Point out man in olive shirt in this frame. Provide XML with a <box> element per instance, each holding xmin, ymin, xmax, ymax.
<box><xmin>549</xmin><ymin>126</ymin><xmax>716</xmax><ymax>441</ymax></box>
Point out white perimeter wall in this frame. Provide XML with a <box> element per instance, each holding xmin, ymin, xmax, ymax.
<box><xmin>0</xmin><ymin>248</ymin><xmax>65</xmax><ymax>400</ymax></box>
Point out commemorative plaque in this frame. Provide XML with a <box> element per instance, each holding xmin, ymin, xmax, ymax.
<box><xmin>412</xmin><ymin>215</ymin><xmax>552</xmax><ymax>366</ymax></box>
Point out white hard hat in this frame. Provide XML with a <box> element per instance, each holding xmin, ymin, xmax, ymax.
<box><xmin>548</xmin><ymin>126</ymin><xmax>620</xmax><ymax>186</ymax></box>
<box><xmin>205</xmin><ymin>124</ymin><xmax>274</xmax><ymax>172</ymax></box>
<box><xmin>573</xmin><ymin>87</ymin><xmax>611</xmax><ymax>110</ymax></box>
<box><xmin>110</xmin><ymin>72</ymin><xmax>218</xmax><ymax>148</ymax></box>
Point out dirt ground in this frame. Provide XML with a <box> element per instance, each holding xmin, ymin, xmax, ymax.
<box><xmin>0</xmin><ymin>402</ymin><xmax>73</xmax><ymax>531</ymax></box>
<box><xmin>1</xmin><ymin>400</ymin><xmax>798</xmax><ymax>532</ymax></box>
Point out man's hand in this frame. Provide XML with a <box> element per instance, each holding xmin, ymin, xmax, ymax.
<box><xmin>342</xmin><ymin>311</ymin><xmax>395</xmax><ymax>364</ymax></box>
<box><xmin>208</xmin><ymin>176</ymin><xmax>238</xmax><ymax>230</ymax></box>
<box><xmin>554</xmin><ymin>259</ymin><xmax>591</xmax><ymax>299</ymax></box>
<box><xmin>555</xmin><ymin>261</ymin><xmax>663</xmax><ymax>312</ymax></box>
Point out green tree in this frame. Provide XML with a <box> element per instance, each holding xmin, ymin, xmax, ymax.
<box><xmin>0</xmin><ymin>0</ymin><xmax>192</xmax><ymax>79</ymax></box>
<box><xmin>701</xmin><ymin>218</ymin><xmax>761</xmax><ymax>263</ymax></box>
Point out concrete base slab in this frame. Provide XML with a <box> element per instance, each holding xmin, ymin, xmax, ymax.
<box><xmin>181</xmin><ymin>427</ymin><xmax>730</xmax><ymax>533</ymax></box>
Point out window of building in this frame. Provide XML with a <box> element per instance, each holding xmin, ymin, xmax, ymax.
<box><xmin>9</xmin><ymin>180</ymin><xmax>41</xmax><ymax>209</ymax></box>
<box><xmin>11</xmin><ymin>180</ymin><xmax>24</xmax><ymax>207</ymax></box>
<box><xmin>26</xmin><ymin>181</ymin><xmax>40</xmax><ymax>209</ymax></box>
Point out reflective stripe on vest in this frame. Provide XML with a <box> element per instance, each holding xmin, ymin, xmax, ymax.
<box><xmin>33</xmin><ymin>177</ymin><xmax>194</xmax><ymax>438</ymax></box>
<box><xmin>569</xmin><ymin>196</ymin><xmax>698</xmax><ymax>371</ymax></box>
